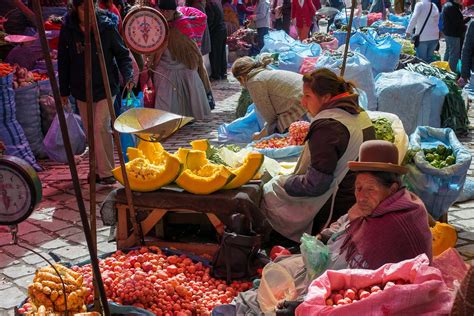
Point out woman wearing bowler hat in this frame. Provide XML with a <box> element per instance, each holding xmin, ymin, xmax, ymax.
<box><xmin>320</xmin><ymin>140</ymin><xmax>433</xmax><ymax>270</ymax></box>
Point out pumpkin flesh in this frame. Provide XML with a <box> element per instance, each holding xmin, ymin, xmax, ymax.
<box><xmin>430</xmin><ymin>221</ymin><xmax>457</xmax><ymax>256</ymax></box>
<box><xmin>175</xmin><ymin>164</ymin><xmax>235</xmax><ymax>194</ymax></box>
<box><xmin>224</xmin><ymin>152</ymin><xmax>264</xmax><ymax>189</ymax></box>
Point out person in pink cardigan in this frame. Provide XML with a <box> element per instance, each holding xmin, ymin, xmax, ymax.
<box><xmin>291</xmin><ymin>0</ymin><xmax>320</xmax><ymax>40</ymax></box>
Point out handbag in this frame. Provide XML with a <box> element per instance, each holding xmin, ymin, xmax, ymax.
<box><xmin>412</xmin><ymin>3</ymin><xmax>433</xmax><ymax>48</ymax></box>
<box><xmin>211</xmin><ymin>214</ymin><xmax>269</xmax><ymax>284</ymax></box>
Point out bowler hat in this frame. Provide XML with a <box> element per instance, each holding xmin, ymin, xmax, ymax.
<box><xmin>348</xmin><ymin>140</ymin><xmax>408</xmax><ymax>174</ymax></box>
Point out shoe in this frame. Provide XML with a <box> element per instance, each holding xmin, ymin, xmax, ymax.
<box><xmin>97</xmin><ymin>176</ymin><xmax>116</xmax><ymax>185</ymax></box>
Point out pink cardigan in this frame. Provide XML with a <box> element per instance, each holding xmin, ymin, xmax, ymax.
<box><xmin>291</xmin><ymin>0</ymin><xmax>321</xmax><ymax>28</ymax></box>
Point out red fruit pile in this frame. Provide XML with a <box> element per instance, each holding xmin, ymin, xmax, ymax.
<box><xmin>253</xmin><ymin>136</ymin><xmax>291</xmax><ymax>149</ymax></box>
<box><xmin>74</xmin><ymin>247</ymin><xmax>252</xmax><ymax>316</ymax></box>
<box><xmin>288</xmin><ymin>121</ymin><xmax>310</xmax><ymax>146</ymax></box>
<box><xmin>325</xmin><ymin>279</ymin><xmax>409</xmax><ymax>306</ymax></box>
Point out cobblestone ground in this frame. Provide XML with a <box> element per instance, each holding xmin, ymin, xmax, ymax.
<box><xmin>0</xmin><ymin>75</ymin><xmax>473</xmax><ymax>314</ymax></box>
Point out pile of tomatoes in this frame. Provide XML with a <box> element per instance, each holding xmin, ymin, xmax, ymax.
<box><xmin>74</xmin><ymin>247</ymin><xmax>252</xmax><ymax>316</ymax></box>
<box><xmin>253</xmin><ymin>121</ymin><xmax>311</xmax><ymax>149</ymax></box>
<box><xmin>253</xmin><ymin>136</ymin><xmax>292</xmax><ymax>149</ymax></box>
<box><xmin>0</xmin><ymin>63</ymin><xmax>13</xmax><ymax>77</ymax></box>
<box><xmin>325</xmin><ymin>279</ymin><xmax>409</xmax><ymax>306</ymax></box>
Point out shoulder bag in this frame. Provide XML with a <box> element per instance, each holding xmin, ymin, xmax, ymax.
<box><xmin>412</xmin><ymin>3</ymin><xmax>433</xmax><ymax>48</ymax></box>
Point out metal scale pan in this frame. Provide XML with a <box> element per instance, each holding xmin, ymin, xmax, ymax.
<box><xmin>114</xmin><ymin>107</ymin><xmax>193</xmax><ymax>142</ymax></box>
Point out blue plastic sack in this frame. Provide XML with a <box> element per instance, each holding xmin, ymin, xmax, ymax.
<box><xmin>375</xmin><ymin>70</ymin><xmax>444</xmax><ymax>134</ymax></box>
<box><xmin>457</xmin><ymin>178</ymin><xmax>474</xmax><ymax>202</ymax></box>
<box><xmin>388</xmin><ymin>14</ymin><xmax>410</xmax><ymax>28</ymax></box>
<box><xmin>247</xmin><ymin>132</ymin><xmax>303</xmax><ymax>159</ymax></box>
<box><xmin>316</xmin><ymin>51</ymin><xmax>377</xmax><ymax>110</ymax></box>
<box><xmin>332</xmin><ymin>30</ymin><xmax>357</xmax><ymax>48</ymax></box>
<box><xmin>218</xmin><ymin>104</ymin><xmax>265</xmax><ymax>143</ymax></box>
<box><xmin>403</xmin><ymin>127</ymin><xmax>472</xmax><ymax>219</ymax></box>
<box><xmin>350</xmin><ymin>31</ymin><xmax>402</xmax><ymax>75</ymax></box>
<box><xmin>43</xmin><ymin>112</ymin><xmax>86</xmax><ymax>163</ymax></box>
<box><xmin>0</xmin><ymin>73</ymin><xmax>41</xmax><ymax>171</ymax></box>
<box><xmin>371</xmin><ymin>20</ymin><xmax>406</xmax><ymax>35</ymax></box>
<box><xmin>262</xmin><ymin>31</ymin><xmax>321</xmax><ymax>73</ymax></box>
<box><xmin>334</xmin><ymin>12</ymin><xmax>368</xmax><ymax>28</ymax></box>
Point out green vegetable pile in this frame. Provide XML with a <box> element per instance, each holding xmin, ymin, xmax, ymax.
<box><xmin>423</xmin><ymin>144</ymin><xmax>456</xmax><ymax>169</ymax></box>
<box><xmin>372</xmin><ymin>118</ymin><xmax>395</xmax><ymax>143</ymax></box>
<box><xmin>405</xmin><ymin>63</ymin><xmax>469</xmax><ymax>135</ymax></box>
<box><xmin>236</xmin><ymin>88</ymin><xmax>253</xmax><ymax>118</ymax></box>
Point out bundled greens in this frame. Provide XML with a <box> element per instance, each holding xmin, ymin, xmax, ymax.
<box><xmin>405</xmin><ymin>63</ymin><xmax>469</xmax><ymax>135</ymax></box>
<box><xmin>372</xmin><ymin>118</ymin><xmax>395</xmax><ymax>143</ymax></box>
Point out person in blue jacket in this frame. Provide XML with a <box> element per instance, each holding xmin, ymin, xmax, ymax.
<box><xmin>460</xmin><ymin>21</ymin><xmax>474</xmax><ymax>88</ymax></box>
<box><xmin>58</xmin><ymin>0</ymin><xmax>133</xmax><ymax>185</ymax></box>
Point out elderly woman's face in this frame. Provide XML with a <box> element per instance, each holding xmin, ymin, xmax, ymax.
<box><xmin>354</xmin><ymin>173</ymin><xmax>395</xmax><ymax>214</ymax></box>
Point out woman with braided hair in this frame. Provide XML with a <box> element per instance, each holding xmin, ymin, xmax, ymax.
<box><xmin>261</xmin><ymin>68</ymin><xmax>376</xmax><ymax>243</ymax></box>
<box><xmin>231</xmin><ymin>56</ymin><xmax>307</xmax><ymax>140</ymax></box>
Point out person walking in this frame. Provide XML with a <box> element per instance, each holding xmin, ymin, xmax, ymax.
<box><xmin>58</xmin><ymin>0</ymin><xmax>134</xmax><ymax>184</ymax></box>
<box><xmin>206</xmin><ymin>0</ymin><xmax>228</xmax><ymax>80</ymax></box>
<box><xmin>441</xmin><ymin>0</ymin><xmax>466</xmax><ymax>73</ymax></box>
<box><xmin>253</xmin><ymin>0</ymin><xmax>270</xmax><ymax>51</ymax></box>
<box><xmin>291</xmin><ymin>0</ymin><xmax>320</xmax><ymax>40</ymax></box>
<box><xmin>407</xmin><ymin>0</ymin><xmax>440</xmax><ymax>63</ymax></box>
<box><xmin>459</xmin><ymin>21</ymin><xmax>474</xmax><ymax>88</ymax></box>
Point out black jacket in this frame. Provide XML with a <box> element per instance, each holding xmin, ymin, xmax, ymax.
<box><xmin>58</xmin><ymin>10</ymin><xmax>133</xmax><ymax>102</ymax></box>
<box><xmin>441</xmin><ymin>0</ymin><xmax>465</xmax><ymax>37</ymax></box>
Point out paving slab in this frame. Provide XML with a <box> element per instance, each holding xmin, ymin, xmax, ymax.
<box><xmin>19</xmin><ymin>231</ymin><xmax>53</xmax><ymax>246</ymax></box>
<box><xmin>13</xmin><ymin>274</ymin><xmax>35</xmax><ymax>291</ymax></box>
<box><xmin>1</xmin><ymin>264</ymin><xmax>36</xmax><ymax>279</ymax></box>
<box><xmin>0</xmin><ymin>287</ymin><xmax>26</xmax><ymax>309</ymax></box>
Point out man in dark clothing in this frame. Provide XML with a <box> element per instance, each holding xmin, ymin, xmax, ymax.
<box><xmin>206</xmin><ymin>0</ymin><xmax>228</xmax><ymax>80</ymax></box>
<box><xmin>442</xmin><ymin>0</ymin><xmax>466</xmax><ymax>72</ymax></box>
<box><xmin>460</xmin><ymin>21</ymin><xmax>474</xmax><ymax>85</ymax></box>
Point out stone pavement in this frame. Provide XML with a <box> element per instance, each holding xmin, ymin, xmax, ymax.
<box><xmin>0</xmin><ymin>76</ymin><xmax>474</xmax><ymax>314</ymax></box>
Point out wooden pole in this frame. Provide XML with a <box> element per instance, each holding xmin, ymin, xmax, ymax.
<box><xmin>86</xmin><ymin>0</ymin><xmax>143</xmax><ymax>247</ymax></box>
<box><xmin>31</xmin><ymin>1</ymin><xmax>110</xmax><ymax>314</ymax></box>
<box><xmin>340</xmin><ymin>0</ymin><xmax>357</xmax><ymax>77</ymax></box>
<box><xmin>83</xmin><ymin>0</ymin><xmax>101</xmax><ymax>309</ymax></box>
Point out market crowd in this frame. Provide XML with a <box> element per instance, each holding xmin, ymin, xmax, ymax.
<box><xmin>1</xmin><ymin>0</ymin><xmax>474</xmax><ymax>314</ymax></box>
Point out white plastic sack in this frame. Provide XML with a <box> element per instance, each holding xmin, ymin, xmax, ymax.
<box><xmin>315</xmin><ymin>51</ymin><xmax>377</xmax><ymax>110</ymax></box>
<box><xmin>367</xmin><ymin>111</ymin><xmax>409</xmax><ymax>164</ymax></box>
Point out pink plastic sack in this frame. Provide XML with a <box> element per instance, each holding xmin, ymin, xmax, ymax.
<box><xmin>432</xmin><ymin>248</ymin><xmax>469</xmax><ymax>290</ymax></box>
<box><xmin>296</xmin><ymin>254</ymin><xmax>454</xmax><ymax>316</ymax></box>
<box><xmin>367</xmin><ymin>13</ymin><xmax>383</xmax><ymax>26</ymax></box>
<box><xmin>319</xmin><ymin>38</ymin><xmax>339</xmax><ymax>51</ymax></box>
<box><xmin>289</xmin><ymin>25</ymin><xmax>298</xmax><ymax>39</ymax></box>
<box><xmin>299</xmin><ymin>57</ymin><xmax>319</xmax><ymax>74</ymax></box>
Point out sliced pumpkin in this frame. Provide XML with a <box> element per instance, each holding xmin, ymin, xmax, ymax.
<box><xmin>190</xmin><ymin>139</ymin><xmax>210</xmax><ymax>151</ymax></box>
<box><xmin>186</xmin><ymin>150</ymin><xmax>209</xmax><ymax>171</ymax></box>
<box><xmin>137</xmin><ymin>140</ymin><xmax>164</xmax><ymax>163</ymax></box>
<box><xmin>174</xmin><ymin>148</ymin><xmax>190</xmax><ymax>169</ymax></box>
<box><xmin>431</xmin><ymin>221</ymin><xmax>457</xmax><ymax>256</ymax></box>
<box><xmin>175</xmin><ymin>164</ymin><xmax>235</xmax><ymax>194</ymax></box>
<box><xmin>126</xmin><ymin>147</ymin><xmax>145</xmax><ymax>161</ymax></box>
<box><xmin>112</xmin><ymin>151</ymin><xmax>181</xmax><ymax>192</ymax></box>
<box><xmin>224</xmin><ymin>152</ymin><xmax>264</xmax><ymax>189</ymax></box>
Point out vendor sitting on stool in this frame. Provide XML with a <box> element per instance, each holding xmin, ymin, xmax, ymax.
<box><xmin>231</xmin><ymin>56</ymin><xmax>308</xmax><ymax>140</ymax></box>
<box><xmin>321</xmin><ymin>140</ymin><xmax>433</xmax><ymax>270</ymax></box>
<box><xmin>261</xmin><ymin>68</ymin><xmax>375</xmax><ymax>243</ymax></box>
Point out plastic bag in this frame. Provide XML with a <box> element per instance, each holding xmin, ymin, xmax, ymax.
<box><xmin>43</xmin><ymin>112</ymin><xmax>87</xmax><ymax>163</ymax></box>
<box><xmin>332</xmin><ymin>31</ymin><xmax>356</xmax><ymax>48</ymax></box>
<box><xmin>218</xmin><ymin>104</ymin><xmax>265</xmax><ymax>143</ymax></box>
<box><xmin>257</xmin><ymin>257</ymin><xmax>301</xmax><ymax>313</ymax></box>
<box><xmin>367</xmin><ymin>111</ymin><xmax>409</xmax><ymax>164</ymax></box>
<box><xmin>349</xmin><ymin>32</ymin><xmax>402</xmax><ymax>75</ymax></box>
<box><xmin>119</xmin><ymin>92</ymin><xmax>142</xmax><ymax>162</ymax></box>
<box><xmin>300</xmin><ymin>233</ymin><xmax>330</xmax><ymax>280</ymax></box>
<box><xmin>432</xmin><ymin>248</ymin><xmax>469</xmax><ymax>290</ymax></box>
<box><xmin>296</xmin><ymin>254</ymin><xmax>453</xmax><ymax>316</ymax></box>
<box><xmin>299</xmin><ymin>57</ymin><xmax>320</xmax><ymax>74</ymax></box>
<box><xmin>403</xmin><ymin>126</ymin><xmax>472</xmax><ymax>219</ymax></box>
<box><xmin>319</xmin><ymin>38</ymin><xmax>339</xmax><ymax>51</ymax></box>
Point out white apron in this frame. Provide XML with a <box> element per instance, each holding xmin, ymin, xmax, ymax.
<box><xmin>261</xmin><ymin>108</ymin><xmax>373</xmax><ymax>242</ymax></box>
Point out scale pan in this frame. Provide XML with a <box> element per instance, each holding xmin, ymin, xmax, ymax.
<box><xmin>316</xmin><ymin>7</ymin><xmax>340</xmax><ymax>17</ymax></box>
<box><xmin>114</xmin><ymin>108</ymin><xmax>193</xmax><ymax>141</ymax></box>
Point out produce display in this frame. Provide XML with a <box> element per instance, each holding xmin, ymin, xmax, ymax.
<box><xmin>372</xmin><ymin>118</ymin><xmax>395</xmax><ymax>143</ymax></box>
<box><xmin>0</xmin><ymin>63</ymin><xmax>50</xmax><ymax>87</ymax></box>
<box><xmin>325</xmin><ymin>279</ymin><xmax>409</xmax><ymax>306</ymax></box>
<box><xmin>423</xmin><ymin>144</ymin><xmax>456</xmax><ymax>169</ymax></box>
<box><xmin>378</xmin><ymin>21</ymin><xmax>404</xmax><ymax>29</ymax></box>
<box><xmin>253</xmin><ymin>121</ymin><xmax>310</xmax><ymax>149</ymax></box>
<box><xmin>227</xmin><ymin>28</ymin><xmax>257</xmax><ymax>52</ymax></box>
<box><xmin>113</xmin><ymin>139</ymin><xmax>262</xmax><ymax>194</ymax></box>
<box><xmin>22</xmin><ymin>264</ymin><xmax>88</xmax><ymax>314</ymax></box>
<box><xmin>303</xmin><ymin>33</ymin><xmax>335</xmax><ymax>44</ymax></box>
<box><xmin>0</xmin><ymin>62</ymin><xmax>13</xmax><ymax>77</ymax></box>
<box><xmin>76</xmin><ymin>247</ymin><xmax>252</xmax><ymax>315</ymax></box>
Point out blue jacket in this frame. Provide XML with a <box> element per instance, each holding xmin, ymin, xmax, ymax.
<box><xmin>461</xmin><ymin>21</ymin><xmax>474</xmax><ymax>80</ymax></box>
<box><xmin>58</xmin><ymin>10</ymin><xmax>133</xmax><ymax>102</ymax></box>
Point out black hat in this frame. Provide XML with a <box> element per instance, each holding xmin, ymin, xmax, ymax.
<box><xmin>158</xmin><ymin>0</ymin><xmax>177</xmax><ymax>10</ymax></box>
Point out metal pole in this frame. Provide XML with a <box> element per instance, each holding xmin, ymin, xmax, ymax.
<box><xmin>31</xmin><ymin>1</ymin><xmax>110</xmax><ymax>314</ymax></box>
<box><xmin>87</xmin><ymin>0</ymin><xmax>143</xmax><ymax>247</ymax></box>
<box><xmin>340</xmin><ymin>0</ymin><xmax>357</xmax><ymax>77</ymax></box>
